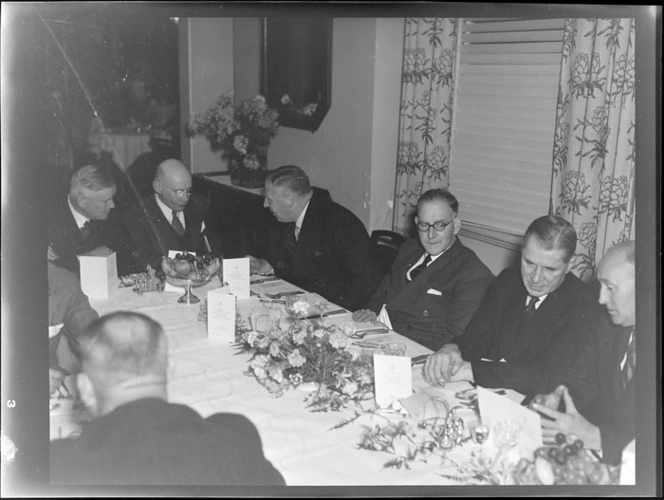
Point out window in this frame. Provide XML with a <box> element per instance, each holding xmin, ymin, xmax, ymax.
<box><xmin>451</xmin><ymin>18</ymin><xmax>565</xmax><ymax>239</ymax></box>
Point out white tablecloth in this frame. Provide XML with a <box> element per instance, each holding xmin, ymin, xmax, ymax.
<box><xmin>88</xmin><ymin>131</ymin><xmax>151</xmax><ymax>169</ymax></box>
<box><xmin>50</xmin><ymin>277</ymin><xmax>514</xmax><ymax>486</ymax></box>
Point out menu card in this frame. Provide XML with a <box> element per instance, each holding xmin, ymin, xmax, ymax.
<box><xmin>223</xmin><ymin>258</ymin><xmax>250</xmax><ymax>299</ymax></box>
<box><xmin>373</xmin><ymin>354</ymin><xmax>412</xmax><ymax>408</ymax></box>
<box><xmin>79</xmin><ymin>247</ymin><xmax>118</xmax><ymax>299</ymax></box>
<box><xmin>207</xmin><ymin>286</ymin><xmax>236</xmax><ymax>342</ymax></box>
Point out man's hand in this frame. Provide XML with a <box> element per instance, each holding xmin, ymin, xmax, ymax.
<box><xmin>352</xmin><ymin>309</ymin><xmax>377</xmax><ymax>323</ymax></box>
<box><xmin>48</xmin><ymin>245</ymin><xmax>59</xmax><ymax>262</ymax></box>
<box><xmin>49</xmin><ymin>368</ymin><xmax>65</xmax><ymax>395</ymax></box>
<box><xmin>247</xmin><ymin>255</ymin><xmax>273</xmax><ymax>275</ymax></box>
<box><xmin>529</xmin><ymin>384</ymin><xmax>565</xmax><ymax>411</ymax></box>
<box><xmin>533</xmin><ymin>385</ymin><xmax>602</xmax><ymax>450</ymax></box>
<box><xmin>423</xmin><ymin>344</ymin><xmax>464</xmax><ymax>387</ymax></box>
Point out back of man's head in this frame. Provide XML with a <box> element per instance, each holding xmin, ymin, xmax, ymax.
<box><xmin>265</xmin><ymin>165</ymin><xmax>312</xmax><ymax>196</ymax></box>
<box><xmin>69</xmin><ymin>164</ymin><xmax>116</xmax><ymax>198</ymax></box>
<box><xmin>522</xmin><ymin>215</ymin><xmax>577</xmax><ymax>263</ymax></box>
<box><xmin>77</xmin><ymin>312</ymin><xmax>168</xmax><ymax>417</ymax></box>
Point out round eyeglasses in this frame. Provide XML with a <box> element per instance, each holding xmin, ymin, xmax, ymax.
<box><xmin>162</xmin><ymin>184</ymin><xmax>193</xmax><ymax>197</ymax></box>
<box><xmin>415</xmin><ymin>219</ymin><xmax>454</xmax><ymax>232</ymax></box>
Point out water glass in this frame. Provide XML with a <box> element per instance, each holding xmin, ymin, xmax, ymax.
<box><xmin>379</xmin><ymin>342</ymin><xmax>407</xmax><ymax>356</ymax></box>
<box><xmin>493</xmin><ymin>419</ymin><xmax>522</xmax><ymax>449</ymax></box>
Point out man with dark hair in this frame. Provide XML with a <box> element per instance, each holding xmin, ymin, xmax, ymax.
<box><xmin>48</xmin><ymin>164</ymin><xmax>136</xmax><ymax>276</ymax></box>
<box><xmin>50</xmin><ymin>311</ymin><xmax>285</xmax><ymax>485</ymax></box>
<box><xmin>531</xmin><ymin>240</ymin><xmax>636</xmax><ymax>465</ymax></box>
<box><xmin>353</xmin><ymin>188</ymin><xmax>493</xmax><ymax>351</ymax></box>
<box><xmin>423</xmin><ymin>215</ymin><xmax>599</xmax><ymax>405</ymax></box>
<box><xmin>248</xmin><ymin>165</ymin><xmax>382</xmax><ymax>310</ymax></box>
<box><xmin>122</xmin><ymin>158</ymin><xmax>221</xmax><ymax>271</ymax></box>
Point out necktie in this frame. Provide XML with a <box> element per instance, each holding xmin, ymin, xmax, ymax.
<box><xmin>294</xmin><ymin>224</ymin><xmax>300</xmax><ymax>241</ymax></box>
<box><xmin>408</xmin><ymin>254</ymin><xmax>432</xmax><ymax>281</ymax></box>
<box><xmin>171</xmin><ymin>211</ymin><xmax>185</xmax><ymax>238</ymax></box>
<box><xmin>622</xmin><ymin>333</ymin><xmax>635</xmax><ymax>389</ymax></box>
<box><xmin>283</xmin><ymin>223</ymin><xmax>297</xmax><ymax>256</ymax></box>
<box><xmin>523</xmin><ymin>295</ymin><xmax>540</xmax><ymax>322</ymax></box>
<box><xmin>80</xmin><ymin>220</ymin><xmax>91</xmax><ymax>241</ymax></box>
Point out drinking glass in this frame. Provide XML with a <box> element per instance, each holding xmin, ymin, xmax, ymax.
<box><xmin>379</xmin><ymin>342</ymin><xmax>407</xmax><ymax>356</ymax></box>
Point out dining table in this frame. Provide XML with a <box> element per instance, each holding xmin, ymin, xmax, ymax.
<box><xmin>49</xmin><ymin>274</ymin><xmax>527</xmax><ymax>486</ymax></box>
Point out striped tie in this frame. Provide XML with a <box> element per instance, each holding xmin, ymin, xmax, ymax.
<box><xmin>622</xmin><ymin>334</ymin><xmax>635</xmax><ymax>389</ymax></box>
<box><xmin>171</xmin><ymin>211</ymin><xmax>185</xmax><ymax>238</ymax></box>
<box><xmin>523</xmin><ymin>295</ymin><xmax>540</xmax><ymax>322</ymax></box>
<box><xmin>80</xmin><ymin>220</ymin><xmax>91</xmax><ymax>241</ymax></box>
<box><xmin>408</xmin><ymin>254</ymin><xmax>432</xmax><ymax>282</ymax></box>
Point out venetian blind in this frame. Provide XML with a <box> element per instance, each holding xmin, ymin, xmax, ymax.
<box><xmin>451</xmin><ymin>18</ymin><xmax>565</xmax><ymax>236</ymax></box>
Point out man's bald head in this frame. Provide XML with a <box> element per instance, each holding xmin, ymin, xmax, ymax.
<box><xmin>597</xmin><ymin>240</ymin><xmax>635</xmax><ymax>327</ymax></box>
<box><xmin>153</xmin><ymin>159</ymin><xmax>192</xmax><ymax>211</ymax></box>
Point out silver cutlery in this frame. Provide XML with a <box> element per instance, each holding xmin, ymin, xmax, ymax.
<box><xmin>351</xmin><ymin>328</ymin><xmax>389</xmax><ymax>339</ymax></box>
<box><xmin>250</xmin><ymin>276</ymin><xmax>281</xmax><ymax>285</ymax></box>
<box><xmin>304</xmin><ymin>308</ymin><xmax>347</xmax><ymax>320</ymax></box>
<box><xmin>265</xmin><ymin>290</ymin><xmax>305</xmax><ymax>299</ymax></box>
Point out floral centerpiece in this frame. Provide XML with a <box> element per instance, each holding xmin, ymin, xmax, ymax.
<box><xmin>188</xmin><ymin>91</ymin><xmax>279</xmax><ymax>188</ymax></box>
<box><xmin>235</xmin><ymin>301</ymin><xmax>374</xmax><ymax>412</ymax></box>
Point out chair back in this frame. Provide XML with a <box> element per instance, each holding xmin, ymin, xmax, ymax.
<box><xmin>371</xmin><ymin>230</ymin><xmax>407</xmax><ymax>275</ymax></box>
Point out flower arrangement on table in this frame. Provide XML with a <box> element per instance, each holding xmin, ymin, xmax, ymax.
<box><xmin>235</xmin><ymin>298</ymin><xmax>375</xmax><ymax>412</ymax></box>
<box><xmin>187</xmin><ymin>91</ymin><xmax>280</xmax><ymax>188</ymax></box>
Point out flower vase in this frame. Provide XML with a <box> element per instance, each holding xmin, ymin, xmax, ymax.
<box><xmin>229</xmin><ymin>154</ymin><xmax>267</xmax><ymax>189</ymax></box>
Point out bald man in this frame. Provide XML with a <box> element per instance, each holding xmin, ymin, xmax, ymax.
<box><xmin>529</xmin><ymin>241</ymin><xmax>636</xmax><ymax>465</ymax></box>
<box><xmin>50</xmin><ymin>312</ymin><xmax>285</xmax><ymax>485</ymax></box>
<box><xmin>122</xmin><ymin>159</ymin><xmax>221</xmax><ymax>270</ymax></box>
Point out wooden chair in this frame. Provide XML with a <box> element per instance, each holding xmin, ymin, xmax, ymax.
<box><xmin>371</xmin><ymin>229</ymin><xmax>407</xmax><ymax>276</ymax></box>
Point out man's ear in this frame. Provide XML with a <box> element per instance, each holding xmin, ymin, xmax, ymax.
<box><xmin>153</xmin><ymin>180</ymin><xmax>162</xmax><ymax>194</ymax></box>
<box><xmin>76</xmin><ymin>372</ymin><xmax>98</xmax><ymax>418</ymax></box>
<box><xmin>452</xmin><ymin>217</ymin><xmax>462</xmax><ymax>236</ymax></box>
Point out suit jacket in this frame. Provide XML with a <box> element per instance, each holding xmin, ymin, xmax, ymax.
<box><xmin>48</xmin><ymin>196</ymin><xmax>136</xmax><ymax>276</ymax></box>
<box><xmin>262</xmin><ymin>188</ymin><xmax>382</xmax><ymax>310</ymax></box>
<box><xmin>49</xmin><ymin>398</ymin><xmax>286</xmax><ymax>486</ymax></box>
<box><xmin>122</xmin><ymin>194</ymin><xmax>221</xmax><ymax>271</ymax></box>
<box><xmin>455</xmin><ymin>266</ymin><xmax>599</xmax><ymax>404</ymax></box>
<box><xmin>366</xmin><ymin>237</ymin><xmax>494</xmax><ymax>351</ymax></box>
<box><xmin>48</xmin><ymin>263</ymin><xmax>98</xmax><ymax>371</ymax></box>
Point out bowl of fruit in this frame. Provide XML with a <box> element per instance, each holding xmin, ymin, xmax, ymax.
<box><xmin>161</xmin><ymin>253</ymin><xmax>221</xmax><ymax>304</ymax></box>
<box><xmin>512</xmin><ymin>433</ymin><xmax>618</xmax><ymax>485</ymax></box>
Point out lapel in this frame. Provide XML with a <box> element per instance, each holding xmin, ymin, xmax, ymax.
<box><xmin>61</xmin><ymin>198</ymin><xmax>85</xmax><ymax>249</ymax></box>
<box><xmin>291</xmin><ymin>195</ymin><xmax>318</xmax><ymax>269</ymax></box>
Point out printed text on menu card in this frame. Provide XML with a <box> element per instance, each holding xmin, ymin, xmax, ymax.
<box><xmin>223</xmin><ymin>258</ymin><xmax>250</xmax><ymax>299</ymax></box>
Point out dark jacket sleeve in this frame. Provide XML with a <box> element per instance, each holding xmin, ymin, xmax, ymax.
<box><xmin>103</xmin><ymin>209</ymin><xmax>137</xmax><ymax>275</ymax></box>
<box><xmin>122</xmin><ymin>202</ymin><xmax>165</xmax><ymax>271</ymax></box>
<box><xmin>206</xmin><ymin>413</ymin><xmax>286</xmax><ymax>486</ymax></box>
<box><xmin>445</xmin><ymin>260</ymin><xmax>494</xmax><ymax>342</ymax></box>
<box><xmin>365</xmin><ymin>272</ymin><xmax>392</xmax><ymax>313</ymax></box>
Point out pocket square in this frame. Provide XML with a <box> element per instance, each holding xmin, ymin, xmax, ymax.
<box><xmin>426</xmin><ymin>288</ymin><xmax>442</xmax><ymax>295</ymax></box>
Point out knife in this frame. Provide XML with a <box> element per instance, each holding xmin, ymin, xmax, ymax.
<box><xmin>411</xmin><ymin>354</ymin><xmax>429</xmax><ymax>366</ymax></box>
<box><xmin>304</xmin><ymin>309</ymin><xmax>347</xmax><ymax>320</ymax></box>
<box><xmin>250</xmin><ymin>276</ymin><xmax>281</xmax><ymax>284</ymax></box>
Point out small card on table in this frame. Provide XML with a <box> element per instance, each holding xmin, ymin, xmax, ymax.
<box><xmin>222</xmin><ymin>258</ymin><xmax>250</xmax><ymax>299</ymax></box>
<box><xmin>373</xmin><ymin>354</ymin><xmax>412</xmax><ymax>408</ymax></box>
<box><xmin>207</xmin><ymin>286</ymin><xmax>236</xmax><ymax>342</ymax></box>
<box><xmin>79</xmin><ymin>246</ymin><xmax>118</xmax><ymax>299</ymax></box>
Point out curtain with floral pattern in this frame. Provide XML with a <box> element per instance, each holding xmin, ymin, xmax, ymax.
<box><xmin>550</xmin><ymin>18</ymin><xmax>636</xmax><ymax>282</ymax></box>
<box><xmin>393</xmin><ymin>18</ymin><xmax>459</xmax><ymax>235</ymax></box>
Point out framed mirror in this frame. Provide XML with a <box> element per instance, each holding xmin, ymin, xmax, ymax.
<box><xmin>260</xmin><ymin>18</ymin><xmax>332</xmax><ymax>132</ymax></box>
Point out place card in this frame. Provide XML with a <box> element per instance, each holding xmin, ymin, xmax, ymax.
<box><xmin>79</xmin><ymin>246</ymin><xmax>118</xmax><ymax>299</ymax></box>
<box><xmin>163</xmin><ymin>250</ymin><xmax>195</xmax><ymax>293</ymax></box>
<box><xmin>207</xmin><ymin>286</ymin><xmax>236</xmax><ymax>342</ymax></box>
<box><xmin>223</xmin><ymin>257</ymin><xmax>250</xmax><ymax>299</ymax></box>
<box><xmin>373</xmin><ymin>353</ymin><xmax>412</xmax><ymax>408</ymax></box>
<box><xmin>477</xmin><ymin>386</ymin><xmax>542</xmax><ymax>457</ymax></box>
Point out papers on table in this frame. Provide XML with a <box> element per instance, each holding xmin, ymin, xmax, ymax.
<box><xmin>207</xmin><ymin>286</ymin><xmax>236</xmax><ymax>342</ymax></box>
<box><xmin>222</xmin><ymin>258</ymin><xmax>250</xmax><ymax>299</ymax></box>
<box><xmin>477</xmin><ymin>386</ymin><xmax>542</xmax><ymax>458</ymax></box>
<box><xmin>373</xmin><ymin>354</ymin><xmax>412</xmax><ymax>408</ymax></box>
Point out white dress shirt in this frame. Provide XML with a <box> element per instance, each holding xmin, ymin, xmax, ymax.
<box><xmin>67</xmin><ymin>196</ymin><xmax>89</xmax><ymax>229</ymax></box>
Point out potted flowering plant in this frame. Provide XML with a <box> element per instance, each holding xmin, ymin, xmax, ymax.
<box><xmin>188</xmin><ymin>91</ymin><xmax>279</xmax><ymax>188</ymax></box>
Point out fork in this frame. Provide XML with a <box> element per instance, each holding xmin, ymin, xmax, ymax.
<box><xmin>265</xmin><ymin>290</ymin><xmax>305</xmax><ymax>299</ymax></box>
<box><xmin>351</xmin><ymin>328</ymin><xmax>389</xmax><ymax>339</ymax></box>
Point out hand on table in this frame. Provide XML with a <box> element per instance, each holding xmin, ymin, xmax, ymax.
<box><xmin>422</xmin><ymin>344</ymin><xmax>465</xmax><ymax>387</ymax></box>
<box><xmin>247</xmin><ymin>255</ymin><xmax>274</xmax><ymax>275</ymax></box>
<box><xmin>352</xmin><ymin>309</ymin><xmax>377</xmax><ymax>323</ymax></box>
<box><xmin>532</xmin><ymin>385</ymin><xmax>602</xmax><ymax>450</ymax></box>
<box><xmin>529</xmin><ymin>384</ymin><xmax>565</xmax><ymax>411</ymax></box>
<box><xmin>49</xmin><ymin>368</ymin><xmax>65</xmax><ymax>396</ymax></box>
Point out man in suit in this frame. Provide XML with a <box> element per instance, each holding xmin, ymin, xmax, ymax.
<box><xmin>530</xmin><ymin>240</ymin><xmax>636</xmax><ymax>465</ymax></box>
<box><xmin>352</xmin><ymin>189</ymin><xmax>494</xmax><ymax>351</ymax></box>
<box><xmin>422</xmin><ymin>215</ymin><xmax>599</xmax><ymax>407</ymax></box>
<box><xmin>50</xmin><ymin>311</ymin><xmax>285</xmax><ymax>486</ymax></box>
<box><xmin>48</xmin><ymin>262</ymin><xmax>99</xmax><ymax>395</ymax></box>
<box><xmin>48</xmin><ymin>164</ymin><xmax>136</xmax><ymax>276</ymax></box>
<box><xmin>122</xmin><ymin>158</ymin><xmax>220</xmax><ymax>271</ymax></box>
<box><xmin>248</xmin><ymin>165</ymin><xmax>382</xmax><ymax>310</ymax></box>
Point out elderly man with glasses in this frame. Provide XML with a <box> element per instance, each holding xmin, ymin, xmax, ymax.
<box><xmin>353</xmin><ymin>189</ymin><xmax>494</xmax><ymax>351</ymax></box>
<box><xmin>122</xmin><ymin>158</ymin><xmax>221</xmax><ymax>271</ymax></box>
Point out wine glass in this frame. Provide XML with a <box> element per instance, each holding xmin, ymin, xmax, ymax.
<box><xmin>492</xmin><ymin>419</ymin><xmax>522</xmax><ymax>467</ymax></box>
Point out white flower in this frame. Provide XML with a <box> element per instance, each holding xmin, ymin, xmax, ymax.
<box><xmin>301</xmin><ymin>102</ymin><xmax>318</xmax><ymax>116</ymax></box>
<box><xmin>251</xmin><ymin>354</ymin><xmax>269</xmax><ymax>368</ymax></box>
<box><xmin>281</xmin><ymin>94</ymin><xmax>292</xmax><ymax>105</ymax></box>
<box><xmin>347</xmin><ymin>345</ymin><xmax>362</xmax><ymax>361</ymax></box>
<box><xmin>246</xmin><ymin>331</ymin><xmax>258</xmax><ymax>346</ymax></box>
<box><xmin>313</xmin><ymin>329</ymin><xmax>327</xmax><ymax>339</ymax></box>
<box><xmin>253</xmin><ymin>366</ymin><xmax>266</xmax><ymax>380</ymax></box>
<box><xmin>329</xmin><ymin>331</ymin><xmax>351</xmax><ymax>350</ymax></box>
<box><xmin>269</xmin><ymin>342</ymin><xmax>281</xmax><ymax>357</ymax></box>
<box><xmin>233</xmin><ymin>134</ymin><xmax>248</xmax><ymax>155</ymax></box>
<box><xmin>268</xmin><ymin>366</ymin><xmax>284</xmax><ymax>383</ymax></box>
<box><xmin>339</xmin><ymin>321</ymin><xmax>357</xmax><ymax>337</ymax></box>
<box><xmin>292</xmin><ymin>330</ymin><xmax>307</xmax><ymax>345</ymax></box>
<box><xmin>342</xmin><ymin>381</ymin><xmax>358</xmax><ymax>396</ymax></box>
<box><xmin>257</xmin><ymin>336</ymin><xmax>270</xmax><ymax>349</ymax></box>
<box><xmin>290</xmin><ymin>300</ymin><xmax>309</xmax><ymax>317</ymax></box>
<box><xmin>288</xmin><ymin>349</ymin><xmax>307</xmax><ymax>368</ymax></box>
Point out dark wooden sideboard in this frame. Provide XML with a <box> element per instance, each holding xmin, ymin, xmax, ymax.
<box><xmin>192</xmin><ymin>174</ymin><xmax>272</xmax><ymax>259</ymax></box>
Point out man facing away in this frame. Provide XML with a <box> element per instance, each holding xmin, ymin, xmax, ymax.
<box><xmin>248</xmin><ymin>165</ymin><xmax>382</xmax><ymax>311</ymax></box>
<box><xmin>353</xmin><ymin>188</ymin><xmax>494</xmax><ymax>351</ymax></box>
<box><xmin>530</xmin><ymin>240</ymin><xmax>636</xmax><ymax>465</ymax></box>
<box><xmin>48</xmin><ymin>164</ymin><xmax>136</xmax><ymax>276</ymax></box>
<box><xmin>122</xmin><ymin>158</ymin><xmax>221</xmax><ymax>271</ymax></box>
<box><xmin>50</xmin><ymin>311</ymin><xmax>285</xmax><ymax>486</ymax></box>
<box><xmin>422</xmin><ymin>215</ymin><xmax>600</xmax><ymax>406</ymax></box>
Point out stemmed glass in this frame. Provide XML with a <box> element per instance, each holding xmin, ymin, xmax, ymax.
<box><xmin>492</xmin><ymin>419</ymin><xmax>522</xmax><ymax>468</ymax></box>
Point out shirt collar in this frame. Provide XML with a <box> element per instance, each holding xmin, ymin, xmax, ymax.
<box><xmin>295</xmin><ymin>200</ymin><xmax>310</xmax><ymax>233</ymax></box>
<box><xmin>155</xmin><ymin>193</ymin><xmax>183</xmax><ymax>222</ymax></box>
<box><xmin>67</xmin><ymin>196</ymin><xmax>89</xmax><ymax>229</ymax></box>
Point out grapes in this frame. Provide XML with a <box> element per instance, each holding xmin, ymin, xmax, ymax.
<box><xmin>573</xmin><ymin>438</ymin><xmax>584</xmax><ymax>451</ymax></box>
<box><xmin>555</xmin><ymin>432</ymin><xmax>567</xmax><ymax>445</ymax></box>
<box><xmin>563</xmin><ymin>444</ymin><xmax>578</xmax><ymax>457</ymax></box>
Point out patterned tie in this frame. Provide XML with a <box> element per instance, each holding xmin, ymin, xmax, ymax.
<box><xmin>282</xmin><ymin>223</ymin><xmax>297</xmax><ymax>256</ymax></box>
<box><xmin>408</xmin><ymin>254</ymin><xmax>432</xmax><ymax>282</ymax></box>
<box><xmin>80</xmin><ymin>220</ymin><xmax>91</xmax><ymax>241</ymax></box>
<box><xmin>622</xmin><ymin>333</ymin><xmax>635</xmax><ymax>389</ymax></box>
<box><xmin>171</xmin><ymin>210</ymin><xmax>185</xmax><ymax>238</ymax></box>
<box><xmin>523</xmin><ymin>295</ymin><xmax>540</xmax><ymax>322</ymax></box>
